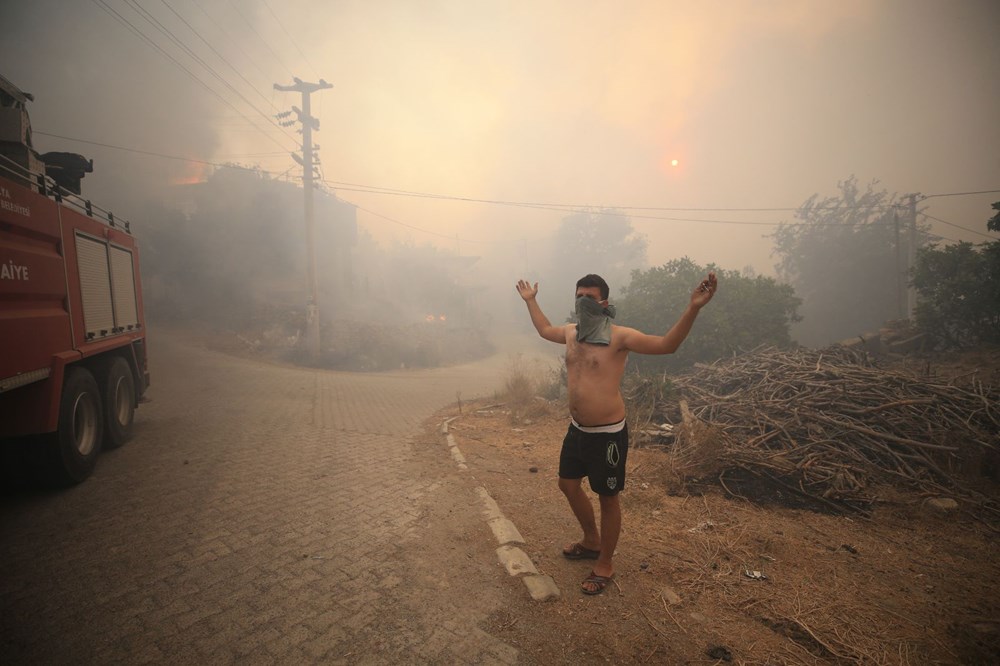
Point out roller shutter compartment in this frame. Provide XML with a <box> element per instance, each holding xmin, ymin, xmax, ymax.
<box><xmin>76</xmin><ymin>233</ymin><xmax>114</xmax><ymax>337</ymax></box>
<box><xmin>109</xmin><ymin>244</ymin><xmax>138</xmax><ymax>329</ymax></box>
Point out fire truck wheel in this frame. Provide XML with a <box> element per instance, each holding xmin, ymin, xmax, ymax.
<box><xmin>47</xmin><ymin>366</ymin><xmax>104</xmax><ymax>485</ymax></box>
<box><xmin>102</xmin><ymin>356</ymin><xmax>136</xmax><ymax>450</ymax></box>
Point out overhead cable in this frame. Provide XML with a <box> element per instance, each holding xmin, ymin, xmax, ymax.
<box><xmin>90</xmin><ymin>0</ymin><xmax>297</xmax><ymax>153</ymax></box>
<box><xmin>123</xmin><ymin>0</ymin><xmax>299</xmax><ymax>147</ymax></box>
<box><xmin>227</xmin><ymin>0</ymin><xmax>296</xmax><ymax>78</ymax></box>
<box><xmin>157</xmin><ymin>1</ymin><xmax>292</xmax><ymax>119</ymax></box>
<box><xmin>322</xmin><ymin>179</ymin><xmax>998</xmax><ymax>214</ymax></box>
<box><xmin>261</xmin><ymin>0</ymin><xmax>322</xmax><ymax>80</ymax></box>
<box><xmin>31</xmin><ymin>129</ymin><xmax>1000</xmax><ymax>239</ymax></box>
<box><xmin>920</xmin><ymin>212</ymin><xmax>997</xmax><ymax>239</ymax></box>
<box><xmin>922</xmin><ymin>189</ymin><xmax>1000</xmax><ymax>200</ymax></box>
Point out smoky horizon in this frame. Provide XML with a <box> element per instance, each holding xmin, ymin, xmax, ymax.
<box><xmin>2</xmin><ymin>0</ymin><xmax>998</xmax><ymax>352</ymax></box>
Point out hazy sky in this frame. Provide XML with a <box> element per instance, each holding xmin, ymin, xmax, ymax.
<box><xmin>2</xmin><ymin>0</ymin><xmax>998</xmax><ymax>278</ymax></box>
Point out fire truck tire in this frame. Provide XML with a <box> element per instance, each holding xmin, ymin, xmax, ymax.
<box><xmin>101</xmin><ymin>356</ymin><xmax>135</xmax><ymax>450</ymax></box>
<box><xmin>47</xmin><ymin>366</ymin><xmax>104</xmax><ymax>485</ymax></box>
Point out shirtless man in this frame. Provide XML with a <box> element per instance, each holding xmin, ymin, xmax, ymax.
<box><xmin>516</xmin><ymin>272</ymin><xmax>717</xmax><ymax>595</ymax></box>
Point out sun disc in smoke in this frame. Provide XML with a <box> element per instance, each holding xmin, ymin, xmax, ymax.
<box><xmin>661</xmin><ymin>152</ymin><xmax>684</xmax><ymax>175</ymax></box>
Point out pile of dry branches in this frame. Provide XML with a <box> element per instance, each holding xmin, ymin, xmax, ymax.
<box><xmin>632</xmin><ymin>345</ymin><xmax>1000</xmax><ymax>514</ymax></box>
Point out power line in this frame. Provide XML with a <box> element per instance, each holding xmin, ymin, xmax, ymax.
<box><xmin>28</xmin><ymin>128</ymin><xmax>1000</xmax><ymax>241</ymax></box>
<box><xmin>326</xmin><ymin>184</ymin><xmax>788</xmax><ymax>225</ymax></box>
<box><xmin>189</xmin><ymin>0</ymin><xmax>276</xmax><ymax>85</ymax></box>
<box><xmin>261</xmin><ymin>0</ymin><xmax>322</xmax><ymax>80</ymax></box>
<box><xmin>922</xmin><ymin>189</ymin><xmax>1000</xmax><ymax>200</ymax></box>
<box><xmin>93</xmin><ymin>0</ymin><xmax>247</xmax><ymax>124</ymax></box>
<box><xmin>322</xmin><ymin>178</ymin><xmax>999</xmax><ymax>215</ymax></box>
<box><xmin>93</xmin><ymin>0</ymin><xmax>156</xmax><ymax>48</ymax></box>
<box><xmin>33</xmin><ymin>131</ymin><xmax>260</xmax><ymax>170</ymax></box>
<box><xmin>90</xmin><ymin>0</ymin><xmax>297</xmax><ymax>154</ymax></box>
<box><xmin>343</xmin><ymin>200</ymin><xmax>514</xmax><ymax>245</ymax></box>
<box><xmin>122</xmin><ymin>0</ymin><xmax>300</xmax><ymax>148</ymax></box>
<box><xmin>228</xmin><ymin>0</ymin><xmax>296</xmax><ymax>78</ymax></box>
<box><xmin>158</xmin><ymin>1</ymin><xmax>292</xmax><ymax>119</ymax></box>
<box><xmin>14</xmin><ymin>128</ymin><xmax>548</xmax><ymax>245</ymax></box>
<box><xmin>326</xmin><ymin>180</ymin><xmax>868</xmax><ymax>213</ymax></box>
<box><xmin>324</xmin><ymin>180</ymin><xmax>913</xmax><ymax>226</ymax></box>
<box><xmin>216</xmin><ymin>151</ymin><xmax>290</xmax><ymax>158</ymax></box>
<box><xmin>920</xmin><ymin>212</ymin><xmax>997</xmax><ymax>240</ymax></box>
<box><xmin>928</xmin><ymin>232</ymin><xmax>962</xmax><ymax>244</ymax></box>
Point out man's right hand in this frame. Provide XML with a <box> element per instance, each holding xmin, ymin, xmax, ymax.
<box><xmin>516</xmin><ymin>280</ymin><xmax>539</xmax><ymax>301</ymax></box>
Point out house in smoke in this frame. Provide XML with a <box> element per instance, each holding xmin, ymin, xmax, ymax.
<box><xmin>167</xmin><ymin>166</ymin><xmax>357</xmax><ymax>308</ymax></box>
<box><xmin>0</xmin><ymin>73</ymin><xmax>41</xmax><ymax>177</ymax></box>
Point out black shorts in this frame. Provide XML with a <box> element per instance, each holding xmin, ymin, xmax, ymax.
<box><xmin>558</xmin><ymin>420</ymin><xmax>629</xmax><ymax>496</ymax></box>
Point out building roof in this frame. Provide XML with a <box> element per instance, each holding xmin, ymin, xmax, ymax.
<box><xmin>0</xmin><ymin>73</ymin><xmax>33</xmax><ymax>106</ymax></box>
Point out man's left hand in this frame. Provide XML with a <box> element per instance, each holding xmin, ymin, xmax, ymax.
<box><xmin>690</xmin><ymin>271</ymin><xmax>717</xmax><ymax>308</ymax></box>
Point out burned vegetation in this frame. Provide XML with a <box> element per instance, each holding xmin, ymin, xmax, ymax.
<box><xmin>630</xmin><ymin>345</ymin><xmax>1000</xmax><ymax>521</ymax></box>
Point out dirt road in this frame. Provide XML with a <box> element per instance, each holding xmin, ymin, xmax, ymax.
<box><xmin>0</xmin><ymin>332</ymin><xmax>548</xmax><ymax>663</ymax></box>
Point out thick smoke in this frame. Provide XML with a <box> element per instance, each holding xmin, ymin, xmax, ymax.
<box><xmin>0</xmin><ymin>1</ymin><xmax>223</xmax><ymax>217</ymax></box>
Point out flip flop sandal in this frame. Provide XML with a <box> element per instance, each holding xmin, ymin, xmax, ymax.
<box><xmin>562</xmin><ymin>542</ymin><xmax>601</xmax><ymax>560</ymax></box>
<box><xmin>582</xmin><ymin>571</ymin><xmax>615</xmax><ymax>595</ymax></box>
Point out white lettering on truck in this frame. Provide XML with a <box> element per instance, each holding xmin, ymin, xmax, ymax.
<box><xmin>1</xmin><ymin>261</ymin><xmax>29</xmax><ymax>281</ymax></box>
<box><xmin>0</xmin><ymin>186</ymin><xmax>31</xmax><ymax>217</ymax></box>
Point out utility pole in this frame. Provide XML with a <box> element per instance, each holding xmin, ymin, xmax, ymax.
<box><xmin>274</xmin><ymin>77</ymin><xmax>332</xmax><ymax>358</ymax></box>
<box><xmin>893</xmin><ymin>206</ymin><xmax>905</xmax><ymax>320</ymax></box>
<box><xmin>907</xmin><ymin>193</ymin><xmax>918</xmax><ymax>320</ymax></box>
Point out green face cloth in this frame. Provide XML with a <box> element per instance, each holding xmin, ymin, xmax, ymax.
<box><xmin>574</xmin><ymin>297</ymin><xmax>616</xmax><ymax>345</ymax></box>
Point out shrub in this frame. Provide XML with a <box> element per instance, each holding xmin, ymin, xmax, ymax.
<box><xmin>912</xmin><ymin>241</ymin><xmax>1000</xmax><ymax>348</ymax></box>
<box><xmin>616</xmin><ymin>258</ymin><xmax>801</xmax><ymax>374</ymax></box>
<box><xmin>501</xmin><ymin>354</ymin><xmax>554</xmax><ymax>423</ymax></box>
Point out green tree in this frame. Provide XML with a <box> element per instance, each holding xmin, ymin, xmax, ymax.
<box><xmin>770</xmin><ymin>177</ymin><xmax>930</xmax><ymax>347</ymax></box>
<box><xmin>616</xmin><ymin>258</ymin><xmax>801</xmax><ymax>374</ymax></box>
<box><xmin>988</xmin><ymin>201</ymin><xmax>1000</xmax><ymax>232</ymax></box>
<box><xmin>547</xmin><ymin>209</ymin><xmax>647</xmax><ymax>298</ymax></box>
<box><xmin>912</xmin><ymin>220</ymin><xmax>1000</xmax><ymax>347</ymax></box>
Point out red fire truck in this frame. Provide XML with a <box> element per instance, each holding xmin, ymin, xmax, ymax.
<box><xmin>1</xmin><ymin>74</ymin><xmax>149</xmax><ymax>484</ymax></box>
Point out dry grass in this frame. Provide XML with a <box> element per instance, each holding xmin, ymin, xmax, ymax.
<box><xmin>501</xmin><ymin>354</ymin><xmax>558</xmax><ymax>424</ymax></box>
<box><xmin>441</xmin><ymin>395</ymin><xmax>1000</xmax><ymax>665</ymax></box>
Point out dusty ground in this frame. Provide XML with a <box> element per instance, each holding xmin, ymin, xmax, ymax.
<box><xmin>421</xmin><ymin>380</ymin><xmax>999</xmax><ymax>665</ymax></box>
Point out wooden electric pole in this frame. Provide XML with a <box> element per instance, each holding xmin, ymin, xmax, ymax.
<box><xmin>907</xmin><ymin>193</ymin><xmax>918</xmax><ymax>320</ymax></box>
<box><xmin>894</xmin><ymin>206</ymin><xmax>905</xmax><ymax>320</ymax></box>
<box><xmin>274</xmin><ymin>77</ymin><xmax>332</xmax><ymax>358</ymax></box>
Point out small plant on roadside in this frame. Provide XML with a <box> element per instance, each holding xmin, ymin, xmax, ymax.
<box><xmin>622</xmin><ymin>370</ymin><xmax>675</xmax><ymax>435</ymax></box>
<box><xmin>502</xmin><ymin>354</ymin><xmax>553</xmax><ymax>424</ymax></box>
<box><xmin>538</xmin><ymin>358</ymin><xmax>568</xmax><ymax>401</ymax></box>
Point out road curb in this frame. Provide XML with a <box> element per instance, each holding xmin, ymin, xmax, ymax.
<box><xmin>441</xmin><ymin>418</ymin><xmax>468</xmax><ymax>470</ymax></box>
<box><xmin>442</xmin><ymin>418</ymin><xmax>561</xmax><ymax>602</ymax></box>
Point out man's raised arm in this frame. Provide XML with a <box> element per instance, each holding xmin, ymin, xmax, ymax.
<box><xmin>621</xmin><ymin>271</ymin><xmax>718</xmax><ymax>355</ymax></box>
<box><xmin>516</xmin><ymin>280</ymin><xmax>566</xmax><ymax>344</ymax></box>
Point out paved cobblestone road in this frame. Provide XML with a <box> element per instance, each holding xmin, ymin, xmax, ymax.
<box><xmin>0</xmin><ymin>333</ymin><xmax>535</xmax><ymax>664</ymax></box>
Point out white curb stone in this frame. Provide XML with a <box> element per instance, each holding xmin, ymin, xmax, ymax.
<box><xmin>496</xmin><ymin>545</ymin><xmax>538</xmax><ymax>577</ymax></box>
<box><xmin>474</xmin><ymin>487</ymin><xmax>504</xmax><ymax>522</ymax></box>
<box><xmin>442</xmin><ymin>420</ymin><xmax>561</xmax><ymax>601</ymax></box>
<box><xmin>522</xmin><ymin>575</ymin><xmax>560</xmax><ymax>602</ymax></box>
<box><xmin>487</xmin><ymin>516</ymin><xmax>525</xmax><ymax>545</ymax></box>
<box><xmin>445</xmin><ymin>434</ymin><xmax>468</xmax><ymax>469</ymax></box>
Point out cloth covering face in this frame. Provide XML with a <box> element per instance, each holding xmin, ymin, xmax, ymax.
<box><xmin>574</xmin><ymin>296</ymin><xmax>616</xmax><ymax>345</ymax></box>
